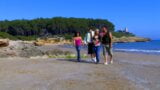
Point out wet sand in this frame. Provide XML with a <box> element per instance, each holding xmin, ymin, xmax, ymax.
<box><xmin>0</xmin><ymin>45</ymin><xmax>160</xmax><ymax>90</ymax></box>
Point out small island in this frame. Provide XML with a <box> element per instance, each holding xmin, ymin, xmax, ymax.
<box><xmin>112</xmin><ymin>28</ymin><xmax>151</xmax><ymax>43</ymax></box>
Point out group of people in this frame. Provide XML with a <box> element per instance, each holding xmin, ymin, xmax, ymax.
<box><xmin>73</xmin><ymin>26</ymin><xmax>113</xmax><ymax>65</ymax></box>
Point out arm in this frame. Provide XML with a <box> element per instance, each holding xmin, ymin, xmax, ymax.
<box><xmin>73</xmin><ymin>37</ymin><xmax>75</xmax><ymax>46</ymax></box>
<box><xmin>84</xmin><ymin>33</ymin><xmax>88</xmax><ymax>45</ymax></box>
<box><xmin>80</xmin><ymin>37</ymin><xmax>84</xmax><ymax>45</ymax></box>
<box><xmin>84</xmin><ymin>35</ymin><xmax>87</xmax><ymax>45</ymax></box>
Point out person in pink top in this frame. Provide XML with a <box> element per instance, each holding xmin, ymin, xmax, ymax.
<box><xmin>73</xmin><ymin>32</ymin><xmax>83</xmax><ymax>62</ymax></box>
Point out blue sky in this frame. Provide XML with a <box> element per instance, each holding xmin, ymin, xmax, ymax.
<box><xmin>0</xmin><ymin>0</ymin><xmax>160</xmax><ymax>39</ymax></box>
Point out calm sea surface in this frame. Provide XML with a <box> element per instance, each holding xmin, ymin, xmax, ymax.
<box><xmin>114</xmin><ymin>40</ymin><xmax>160</xmax><ymax>55</ymax></box>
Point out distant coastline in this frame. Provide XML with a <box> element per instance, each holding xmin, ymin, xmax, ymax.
<box><xmin>113</xmin><ymin>36</ymin><xmax>151</xmax><ymax>43</ymax></box>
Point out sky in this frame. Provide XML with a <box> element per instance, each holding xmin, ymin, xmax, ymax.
<box><xmin>0</xmin><ymin>0</ymin><xmax>160</xmax><ymax>39</ymax></box>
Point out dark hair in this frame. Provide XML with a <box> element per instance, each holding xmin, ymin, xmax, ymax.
<box><xmin>74</xmin><ymin>32</ymin><xmax>81</xmax><ymax>37</ymax></box>
<box><xmin>88</xmin><ymin>26</ymin><xmax>94</xmax><ymax>31</ymax></box>
<box><xmin>102</xmin><ymin>25</ymin><xmax>110</xmax><ymax>33</ymax></box>
<box><xmin>101</xmin><ymin>25</ymin><xmax>108</xmax><ymax>29</ymax></box>
<box><xmin>89</xmin><ymin>26</ymin><xmax>94</xmax><ymax>29</ymax></box>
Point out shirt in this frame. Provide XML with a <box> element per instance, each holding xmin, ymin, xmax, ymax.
<box><xmin>84</xmin><ymin>31</ymin><xmax>95</xmax><ymax>44</ymax></box>
<box><xmin>74</xmin><ymin>37</ymin><xmax>82</xmax><ymax>46</ymax></box>
<box><xmin>93</xmin><ymin>35</ymin><xmax>101</xmax><ymax>46</ymax></box>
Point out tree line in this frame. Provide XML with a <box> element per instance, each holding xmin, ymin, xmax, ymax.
<box><xmin>0</xmin><ymin>17</ymin><xmax>115</xmax><ymax>37</ymax></box>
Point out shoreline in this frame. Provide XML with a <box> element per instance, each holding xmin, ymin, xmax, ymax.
<box><xmin>113</xmin><ymin>50</ymin><xmax>160</xmax><ymax>56</ymax></box>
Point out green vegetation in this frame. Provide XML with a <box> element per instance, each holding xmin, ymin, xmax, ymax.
<box><xmin>0</xmin><ymin>17</ymin><xmax>114</xmax><ymax>38</ymax></box>
<box><xmin>0</xmin><ymin>32</ymin><xmax>17</xmax><ymax>40</ymax></box>
<box><xmin>45</xmin><ymin>49</ymin><xmax>88</xmax><ymax>59</ymax></box>
<box><xmin>48</xmin><ymin>54</ymin><xmax>88</xmax><ymax>59</ymax></box>
<box><xmin>16</xmin><ymin>36</ymin><xmax>37</xmax><ymax>41</ymax></box>
<box><xmin>0</xmin><ymin>17</ymin><xmax>134</xmax><ymax>40</ymax></box>
<box><xmin>0</xmin><ymin>32</ymin><xmax>37</xmax><ymax>40</ymax></box>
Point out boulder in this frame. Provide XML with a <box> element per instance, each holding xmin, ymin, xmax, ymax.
<box><xmin>0</xmin><ymin>39</ymin><xmax>9</xmax><ymax>47</ymax></box>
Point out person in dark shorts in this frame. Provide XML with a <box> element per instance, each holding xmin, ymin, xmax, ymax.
<box><xmin>84</xmin><ymin>28</ymin><xmax>96</xmax><ymax>62</ymax></box>
<box><xmin>88</xmin><ymin>42</ymin><xmax>94</xmax><ymax>54</ymax></box>
<box><xmin>101</xmin><ymin>26</ymin><xmax>113</xmax><ymax>65</ymax></box>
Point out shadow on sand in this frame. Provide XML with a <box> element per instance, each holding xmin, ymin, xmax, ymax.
<box><xmin>57</xmin><ymin>58</ymin><xmax>96</xmax><ymax>64</ymax></box>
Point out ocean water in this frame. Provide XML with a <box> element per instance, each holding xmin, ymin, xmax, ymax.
<box><xmin>113</xmin><ymin>40</ymin><xmax>160</xmax><ymax>55</ymax></box>
<box><xmin>61</xmin><ymin>40</ymin><xmax>160</xmax><ymax>55</ymax></box>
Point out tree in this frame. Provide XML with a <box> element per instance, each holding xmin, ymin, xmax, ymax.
<box><xmin>0</xmin><ymin>17</ymin><xmax>115</xmax><ymax>38</ymax></box>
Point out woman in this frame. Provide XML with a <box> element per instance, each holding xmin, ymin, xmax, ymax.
<box><xmin>73</xmin><ymin>32</ymin><xmax>83</xmax><ymax>62</ymax></box>
<box><xmin>101</xmin><ymin>26</ymin><xmax>113</xmax><ymax>65</ymax></box>
<box><xmin>93</xmin><ymin>29</ymin><xmax>101</xmax><ymax>64</ymax></box>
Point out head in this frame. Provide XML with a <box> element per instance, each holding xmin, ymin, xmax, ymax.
<box><xmin>74</xmin><ymin>32</ymin><xmax>80</xmax><ymax>37</ymax></box>
<box><xmin>101</xmin><ymin>26</ymin><xmax>109</xmax><ymax>33</ymax></box>
<box><xmin>89</xmin><ymin>29</ymin><xmax>93</xmax><ymax>32</ymax></box>
<box><xmin>95</xmin><ymin>29</ymin><xmax>100</xmax><ymax>35</ymax></box>
<box><xmin>89</xmin><ymin>27</ymin><xmax>94</xmax><ymax>32</ymax></box>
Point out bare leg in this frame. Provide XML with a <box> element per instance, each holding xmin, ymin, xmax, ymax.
<box><xmin>91</xmin><ymin>54</ymin><xmax>95</xmax><ymax>58</ymax></box>
<box><xmin>109</xmin><ymin>55</ymin><xmax>113</xmax><ymax>63</ymax></box>
<box><xmin>104</xmin><ymin>54</ymin><xmax>108</xmax><ymax>63</ymax></box>
<box><xmin>103</xmin><ymin>46</ymin><xmax>108</xmax><ymax>64</ymax></box>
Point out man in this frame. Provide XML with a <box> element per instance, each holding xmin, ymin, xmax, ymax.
<box><xmin>101</xmin><ymin>26</ymin><xmax>113</xmax><ymax>65</ymax></box>
<box><xmin>84</xmin><ymin>28</ymin><xmax>96</xmax><ymax>62</ymax></box>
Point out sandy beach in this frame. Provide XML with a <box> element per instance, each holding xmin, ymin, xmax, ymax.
<box><xmin>0</xmin><ymin>0</ymin><xmax>159</xmax><ymax>89</ymax></box>
<box><xmin>0</xmin><ymin>44</ymin><xmax>160</xmax><ymax>90</ymax></box>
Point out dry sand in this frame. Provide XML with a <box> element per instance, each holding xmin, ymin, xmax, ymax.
<box><xmin>0</xmin><ymin>44</ymin><xmax>159</xmax><ymax>90</ymax></box>
<box><xmin>0</xmin><ymin>57</ymin><xmax>136</xmax><ymax>90</ymax></box>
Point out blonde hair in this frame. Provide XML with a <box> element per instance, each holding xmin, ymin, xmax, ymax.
<box><xmin>95</xmin><ymin>28</ymin><xmax>99</xmax><ymax>35</ymax></box>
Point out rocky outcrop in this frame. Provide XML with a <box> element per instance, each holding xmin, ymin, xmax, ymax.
<box><xmin>0</xmin><ymin>39</ymin><xmax>9</xmax><ymax>47</ymax></box>
<box><xmin>0</xmin><ymin>41</ymin><xmax>44</xmax><ymax>58</ymax></box>
<box><xmin>34</xmin><ymin>38</ymin><xmax>71</xmax><ymax>46</ymax></box>
<box><xmin>113</xmin><ymin>36</ymin><xmax>151</xmax><ymax>43</ymax></box>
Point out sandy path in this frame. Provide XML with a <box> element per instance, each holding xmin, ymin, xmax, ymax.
<box><xmin>0</xmin><ymin>57</ymin><xmax>136</xmax><ymax>90</ymax></box>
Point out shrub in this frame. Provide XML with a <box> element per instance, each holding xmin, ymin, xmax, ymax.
<box><xmin>0</xmin><ymin>32</ymin><xmax>17</xmax><ymax>40</ymax></box>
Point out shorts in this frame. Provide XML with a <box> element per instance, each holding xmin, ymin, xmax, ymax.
<box><xmin>102</xmin><ymin>45</ymin><xmax>113</xmax><ymax>56</ymax></box>
<box><xmin>88</xmin><ymin>43</ymin><xmax>95</xmax><ymax>54</ymax></box>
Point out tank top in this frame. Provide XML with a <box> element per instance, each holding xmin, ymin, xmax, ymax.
<box><xmin>102</xmin><ymin>32</ymin><xmax>111</xmax><ymax>44</ymax></box>
<box><xmin>74</xmin><ymin>37</ymin><xmax>82</xmax><ymax>46</ymax></box>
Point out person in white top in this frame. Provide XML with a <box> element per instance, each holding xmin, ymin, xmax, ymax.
<box><xmin>84</xmin><ymin>28</ymin><xmax>96</xmax><ymax>62</ymax></box>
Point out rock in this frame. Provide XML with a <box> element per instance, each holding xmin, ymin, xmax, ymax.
<box><xmin>0</xmin><ymin>41</ymin><xmax>44</xmax><ymax>58</ymax></box>
<box><xmin>0</xmin><ymin>39</ymin><xmax>9</xmax><ymax>47</ymax></box>
<box><xmin>34</xmin><ymin>37</ymin><xmax>71</xmax><ymax>46</ymax></box>
<box><xmin>17</xmin><ymin>42</ymin><xmax>44</xmax><ymax>57</ymax></box>
<box><xmin>34</xmin><ymin>42</ymin><xmax>45</xmax><ymax>46</ymax></box>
